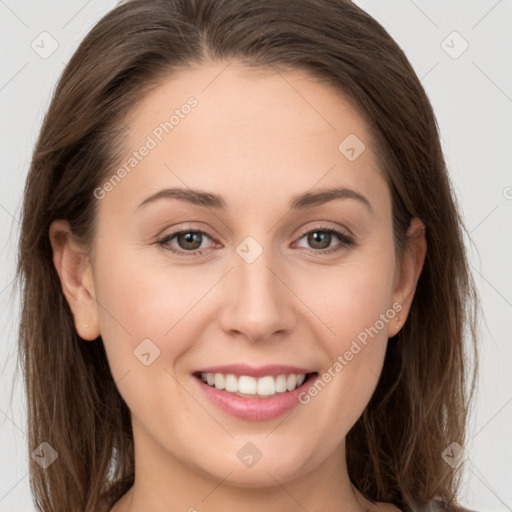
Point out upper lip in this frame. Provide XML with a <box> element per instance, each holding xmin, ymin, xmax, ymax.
<box><xmin>193</xmin><ymin>364</ymin><xmax>317</xmax><ymax>378</ymax></box>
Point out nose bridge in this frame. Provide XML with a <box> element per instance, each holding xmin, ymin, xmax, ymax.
<box><xmin>238</xmin><ymin>238</ymin><xmax>279</xmax><ymax>300</ymax></box>
<box><xmin>220</xmin><ymin>233</ymin><xmax>294</xmax><ymax>342</ymax></box>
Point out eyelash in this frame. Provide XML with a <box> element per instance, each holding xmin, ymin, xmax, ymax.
<box><xmin>156</xmin><ymin>225</ymin><xmax>356</xmax><ymax>257</ymax></box>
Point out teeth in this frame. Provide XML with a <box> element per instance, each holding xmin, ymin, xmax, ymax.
<box><xmin>239</xmin><ymin>375</ymin><xmax>257</xmax><ymax>394</ymax></box>
<box><xmin>257</xmin><ymin>376</ymin><xmax>275</xmax><ymax>396</ymax></box>
<box><xmin>214</xmin><ymin>373</ymin><xmax>225</xmax><ymax>390</ymax></box>
<box><xmin>199</xmin><ymin>372</ymin><xmax>309</xmax><ymax>396</ymax></box>
<box><xmin>225</xmin><ymin>374</ymin><xmax>238</xmax><ymax>392</ymax></box>
<box><xmin>275</xmin><ymin>375</ymin><xmax>287</xmax><ymax>393</ymax></box>
<box><xmin>286</xmin><ymin>374</ymin><xmax>297</xmax><ymax>391</ymax></box>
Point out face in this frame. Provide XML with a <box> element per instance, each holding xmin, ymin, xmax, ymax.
<box><xmin>53</xmin><ymin>61</ymin><xmax>425</xmax><ymax>491</ymax></box>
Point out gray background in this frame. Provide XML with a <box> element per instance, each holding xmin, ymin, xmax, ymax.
<box><xmin>1</xmin><ymin>1</ymin><xmax>511</xmax><ymax>510</ymax></box>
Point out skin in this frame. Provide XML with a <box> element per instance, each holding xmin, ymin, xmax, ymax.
<box><xmin>50</xmin><ymin>61</ymin><xmax>426</xmax><ymax>512</ymax></box>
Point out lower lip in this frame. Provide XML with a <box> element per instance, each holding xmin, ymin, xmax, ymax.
<box><xmin>193</xmin><ymin>374</ymin><xmax>318</xmax><ymax>421</ymax></box>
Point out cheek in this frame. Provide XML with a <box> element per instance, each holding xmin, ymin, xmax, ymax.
<box><xmin>303</xmin><ymin>320</ymin><xmax>389</xmax><ymax>442</ymax></box>
<box><xmin>91</xmin><ymin>242</ymin><xmax>201</xmax><ymax>378</ymax></box>
<box><xmin>298</xmin><ymin>255</ymin><xmax>395</xmax><ymax>347</ymax></box>
<box><xmin>329</xmin><ymin>268</ymin><xmax>394</xmax><ymax>379</ymax></box>
<box><xmin>295</xmin><ymin>254</ymin><xmax>395</xmax><ymax>424</ymax></box>
<box><xmin>91</xmin><ymin>247</ymin><xmax>203</xmax><ymax>425</ymax></box>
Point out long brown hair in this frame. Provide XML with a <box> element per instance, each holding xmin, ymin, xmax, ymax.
<box><xmin>16</xmin><ymin>1</ymin><xmax>480</xmax><ymax>510</ymax></box>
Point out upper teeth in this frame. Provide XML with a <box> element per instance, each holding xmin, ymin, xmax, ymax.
<box><xmin>200</xmin><ymin>372</ymin><xmax>307</xmax><ymax>396</ymax></box>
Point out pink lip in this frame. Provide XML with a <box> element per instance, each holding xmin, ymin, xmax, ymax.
<box><xmin>192</xmin><ymin>372</ymin><xmax>319</xmax><ymax>421</ymax></box>
<box><xmin>193</xmin><ymin>364</ymin><xmax>315</xmax><ymax>378</ymax></box>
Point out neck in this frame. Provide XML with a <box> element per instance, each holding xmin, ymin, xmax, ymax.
<box><xmin>112</xmin><ymin>419</ymin><xmax>374</xmax><ymax>512</ymax></box>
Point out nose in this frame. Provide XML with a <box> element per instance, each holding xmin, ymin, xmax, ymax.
<box><xmin>218</xmin><ymin>241</ymin><xmax>296</xmax><ymax>344</ymax></box>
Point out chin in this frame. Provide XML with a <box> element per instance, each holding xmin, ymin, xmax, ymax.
<box><xmin>193</xmin><ymin>448</ymin><xmax>317</xmax><ymax>488</ymax></box>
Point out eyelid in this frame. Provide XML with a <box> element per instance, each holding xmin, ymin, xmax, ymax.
<box><xmin>292</xmin><ymin>224</ymin><xmax>356</xmax><ymax>251</ymax></box>
<box><xmin>157</xmin><ymin>225</ymin><xmax>217</xmax><ymax>247</ymax></box>
<box><xmin>295</xmin><ymin>221</ymin><xmax>353</xmax><ymax>239</ymax></box>
<box><xmin>157</xmin><ymin>222</ymin><xmax>356</xmax><ymax>256</ymax></box>
<box><xmin>158</xmin><ymin>221</ymin><xmax>352</xmax><ymax>241</ymax></box>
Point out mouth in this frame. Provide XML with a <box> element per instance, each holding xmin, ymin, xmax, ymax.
<box><xmin>191</xmin><ymin>364</ymin><xmax>320</xmax><ymax>420</ymax></box>
<box><xmin>192</xmin><ymin>370</ymin><xmax>319</xmax><ymax>398</ymax></box>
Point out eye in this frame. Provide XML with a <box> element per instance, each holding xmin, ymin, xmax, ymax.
<box><xmin>157</xmin><ymin>229</ymin><xmax>215</xmax><ymax>256</ymax></box>
<box><xmin>293</xmin><ymin>226</ymin><xmax>355</xmax><ymax>254</ymax></box>
<box><xmin>156</xmin><ymin>225</ymin><xmax>356</xmax><ymax>257</ymax></box>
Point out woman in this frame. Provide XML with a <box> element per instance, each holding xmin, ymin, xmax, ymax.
<box><xmin>17</xmin><ymin>0</ymin><xmax>479</xmax><ymax>511</ymax></box>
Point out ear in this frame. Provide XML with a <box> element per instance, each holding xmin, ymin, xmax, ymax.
<box><xmin>49</xmin><ymin>219</ymin><xmax>100</xmax><ymax>341</ymax></box>
<box><xmin>387</xmin><ymin>217</ymin><xmax>427</xmax><ymax>338</ymax></box>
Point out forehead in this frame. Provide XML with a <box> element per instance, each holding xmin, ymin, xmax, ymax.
<box><xmin>103</xmin><ymin>61</ymin><xmax>388</xmax><ymax>216</ymax></box>
<box><xmin>126</xmin><ymin>62</ymin><xmax>373</xmax><ymax>145</ymax></box>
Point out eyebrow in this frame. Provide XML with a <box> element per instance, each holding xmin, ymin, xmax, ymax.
<box><xmin>136</xmin><ymin>186</ymin><xmax>372</xmax><ymax>213</ymax></box>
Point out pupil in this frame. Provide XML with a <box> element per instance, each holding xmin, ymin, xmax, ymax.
<box><xmin>180</xmin><ymin>232</ymin><xmax>201</xmax><ymax>250</ymax></box>
<box><xmin>309</xmin><ymin>231</ymin><xmax>330</xmax><ymax>249</ymax></box>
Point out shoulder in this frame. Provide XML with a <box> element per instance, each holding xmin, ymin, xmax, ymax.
<box><xmin>368</xmin><ymin>499</ymin><xmax>478</xmax><ymax>512</ymax></box>
<box><xmin>426</xmin><ymin>498</ymin><xmax>478</xmax><ymax>512</ymax></box>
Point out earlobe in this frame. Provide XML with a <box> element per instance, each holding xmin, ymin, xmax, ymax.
<box><xmin>388</xmin><ymin>217</ymin><xmax>427</xmax><ymax>338</ymax></box>
<box><xmin>49</xmin><ymin>219</ymin><xmax>100</xmax><ymax>341</ymax></box>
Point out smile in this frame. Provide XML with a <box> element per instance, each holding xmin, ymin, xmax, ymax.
<box><xmin>196</xmin><ymin>371</ymin><xmax>315</xmax><ymax>397</ymax></box>
<box><xmin>192</xmin><ymin>365</ymin><xmax>319</xmax><ymax>421</ymax></box>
